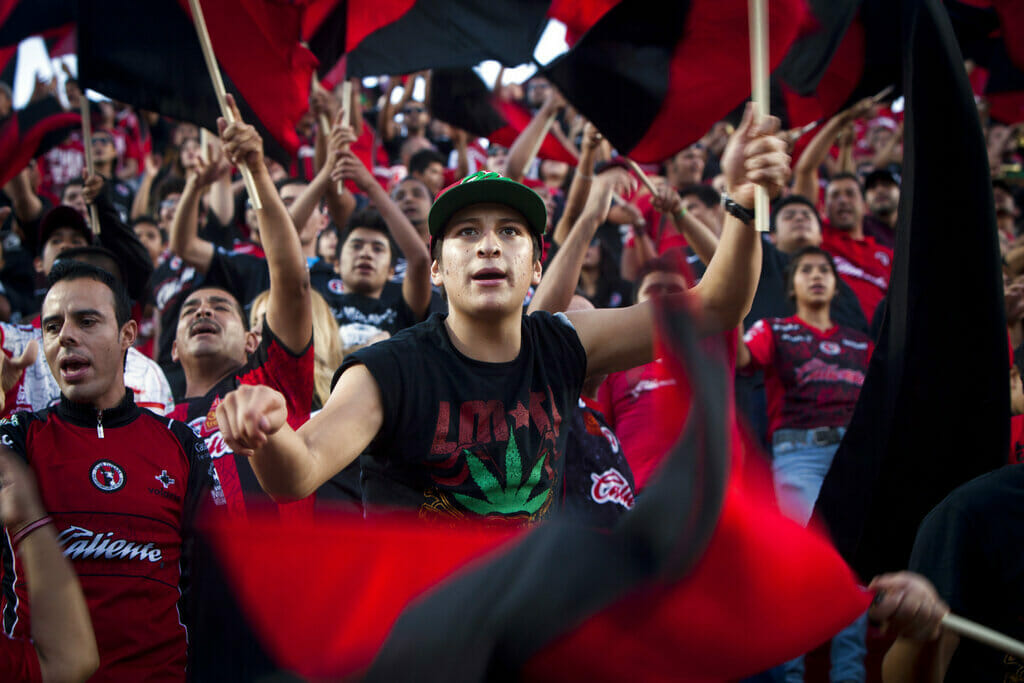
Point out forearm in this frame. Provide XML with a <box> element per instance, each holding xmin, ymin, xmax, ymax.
<box><xmin>693</xmin><ymin>214</ymin><xmax>761</xmax><ymax>333</ymax></box>
<box><xmin>506</xmin><ymin>101</ymin><xmax>559</xmax><ymax>182</ymax></box>
<box><xmin>673</xmin><ymin>212</ymin><xmax>719</xmax><ymax>266</ymax></box>
<box><xmin>454</xmin><ymin>137</ymin><xmax>469</xmax><ymax>181</ymax></box>
<box><xmin>168</xmin><ymin>179</ymin><xmax>214</xmax><ymax>274</ymax></box>
<box><xmin>553</xmin><ymin>148</ymin><xmax>596</xmax><ymax>245</ymax></box>
<box><xmin>20</xmin><ymin>524</ymin><xmax>99</xmax><ymax>683</ymax></box>
<box><xmin>366</xmin><ymin>182</ymin><xmax>430</xmax><ymax>314</ymax></box>
<box><xmin>882</xmin><ymin>636</ymin><xmax>956</xmax><ymax>683</ymax></box>
<box><xmin>253</xmin><ymin>166</ymin><xmax>309</xmax><ymax>311</ymax></box>
<box><xmin>288</xmin><ymin>164</ymin><xmax>330</xmax><ymax>234</ymax></box>
<box><xmin>249</xmin><ymin>422</ymin><xmax>325</xmax><ymax>501</ymax></box>
<box><xmin>131</xmin><ymin>170</ymin><xmax>155</xmax><ymax>220</ymax></box>
<box><xmin>620</xmin><ymin>229</ymin><xmax>657</xmax><ymax>281</ymax></box>
<box><xmin>207</xmin><ymin>172</ymin><xmax>234</xmax><ymax>226</ymax></box>
<box><xmin>529</xmin><ymin>211</ymin><xmax>601</xmax><ymax>314</ymax></box>
<box><xmin>326</xmin><ymin>184</ymin><xmax>355</xmax><ymax>231</ymax></box>
<box><xmin>837</xmin><ymin>140</ymin><xmax>855</xmax><ymax>174</ymax></box>
<box><xmin>735</xmin><ymin>326</ymin><xmax>752</xmax><ymax>369</ymax></box>
<box><xmin>3</xmin><ymin>170</ymin><xmax>43</xmax><ymax>224</ymax></box>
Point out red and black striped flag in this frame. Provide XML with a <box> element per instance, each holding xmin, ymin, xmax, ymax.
<box><xmin>542</xmin><ymin>0</ymin><xmax>810</xmax><ymax>163</ymax></box>
<box><xmin>0</xmin><ymin>95</ymin><xmax>78</xmax><ymax>187</ymax></box>
<box><xmin>205</xmin><ymin>298</ymin><xmax>868</xmax><ymax>680</ymax></box>
<box><xmin>76</xmin><ymin>0</ymin><xmax>316</xmax><ymax>165</ymax></box>
<box><xmin>948</xmin><ymin>0</ymin><xmax>1024</xmax><ymax>124</ymax></box>
<box><xmin>813</xmin><ymin>0</ymin><xmax>1008</xmax><ymax>582</ymax></box>
<box><xmin>302</xmin><ymin>0</ymin><xmax>551</xmax><ymax>80</ymax></box>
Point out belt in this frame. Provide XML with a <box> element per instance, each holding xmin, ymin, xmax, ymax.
<box><xmin>773</xmin><ymin>426</ymin><xmax>844</xmax><ymax>448</ymax></box>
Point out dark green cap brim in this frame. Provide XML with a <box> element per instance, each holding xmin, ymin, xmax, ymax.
<box><xmin>427</xmin><ymin>177</ymin><xmax>547</xmax><ymax>240</ymax></box>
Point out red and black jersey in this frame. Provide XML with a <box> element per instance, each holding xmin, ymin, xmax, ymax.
<box><xmin>821</xmin><ymin>223</ymin><xmax>893</xmax><ymax>322</ymax></box>
<box><xmin>167</xmin><ymin>324</ymin><xmax>315</xmax><ymax>518</ymax></box>
<box><xmin>743</xmin><ymin>315</ymin><xmax>873</xmax><ymax>436</ymax></box>
<box><xmin>0</xmin><ymin>391</ymin><xmax>213</xmax><ymax>681</ymax></box>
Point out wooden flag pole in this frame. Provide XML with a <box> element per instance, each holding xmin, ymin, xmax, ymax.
<box><xmin>942</xmin><ymin>613</ymin><xmax>1024</xmax><ymax>659</ymax></box>
<box><xmin>187</xmin><ymin>0</ymin><xmax>262</xmax><ymax>210</ymax></box>
<box><xmin>748</xmin><ymin>0</ymin><xmax>770</xmax><ymax>232</ymax></box>
<box><xmin>625</xmin><ymin>159</ymin><xmax>658</xmax><ymax>196</ymax></box>
<box><xmin>79</xmin><ymin>97</ymin><xmax>101</xmax><ymax>235</ymax></box>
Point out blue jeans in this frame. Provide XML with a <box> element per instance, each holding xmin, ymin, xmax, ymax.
<box><xmin>772</xmin><ymin>427</ymin><xmax>866</xmax><ymax>683</ymax></box>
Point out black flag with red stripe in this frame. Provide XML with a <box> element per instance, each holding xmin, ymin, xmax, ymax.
<box><xmin>77</xmin><ymin>0</ymin><xmax>315</xmax><ymax>165</ymax></box>
<box><xmin>0</xmin><ymin>95</ymin><xmax>78</xmax><ymax>187</ymax></box>
<box><xmin>542</xmin><ymin>0</ymin><xmax>809</xmax><ymax>163</ymax></box>
<box><xmin>813</xmin><ymin>0</ymin><xmax>1008</xmax><ymax>582</ymax></box>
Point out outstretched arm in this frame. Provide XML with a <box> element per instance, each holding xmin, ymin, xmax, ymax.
<box><xmin>219</xmin><ymin>94</ymin><xmax>311</xmax><ymax>354</ymax></box>
<box><xmin>567</xmin><ymin>103</ymin><xmax>790</xmax><ymax>377</ymax></box>
<box><xmin>529</xmin><ymin>167</ymin><xmax>636</xmax><ymax>314</ymax></box>
<box><xmin>216</xmin><ymin>365</ymin><xmax>383</xmax><ymax>500</ymax></box>
<box><xmin>552</xmin><ymin>122</ymin><xmax>601</xmax><ymax>246</ymax></box>
<box><xmin>505</xmin><ymin>90</ymin><xmax>566</xmax><ymax>182</ymax></box>
<box><xmin>793</xmin><ymin>97</ymin><xmax>872</xmax><ymax>202</ymax></box>
<box><xmin>167</xmin><ymin>148</ymin><xmax>231</xmax><ymax>276</ymax></box>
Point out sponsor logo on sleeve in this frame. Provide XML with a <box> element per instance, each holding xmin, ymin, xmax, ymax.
<box><xmin>590</xmin><ymin>468</ymin><xmax>635</xmax><ymax>509</ymax></box>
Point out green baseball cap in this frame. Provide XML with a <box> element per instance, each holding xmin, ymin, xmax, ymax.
<box><xmin>427</xmin><ymin>171</ymin><xmax>547</xmax><ymax>241</ymax></box>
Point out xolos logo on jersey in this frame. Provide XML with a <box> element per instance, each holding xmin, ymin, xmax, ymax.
<box><xmin>819</xmin><ymin>341</ymin><xmax>842</xmax><ymax>356</ymax></box>
<box><xmin>57</xmin><ymin>526</ymin><xmax>163</xmax><ymax>563</ymax></box>
<box><xmin>590</xmin><ymin>468</ymin><xmax>635</xmax><ymax>509</ymax></box>
<box><xmin>90</xmin><ymin>460</ymin><xmax>126</xmax><ymax>492</ymax></box>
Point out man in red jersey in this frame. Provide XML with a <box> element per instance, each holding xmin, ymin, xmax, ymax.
<box><xmin>0</xmin><ymin>260</ymin><xmax>213</xmax><ymax>680</ymax></box>
<box><xmin>821</xmin><ymin>172</ymin><xmax>893</xmax><ymax>321</ymax></box>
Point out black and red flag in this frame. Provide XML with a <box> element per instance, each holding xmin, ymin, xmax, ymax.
<box><xmin>773</xmin><ymin>0</ymin><xmax>901</xmax><ymax>127</ymax></box>
<box><xmin>76</xmin><ymin>0</ymin><xmax>316</xmax><ymax>165</ymax></box>
<box><xmin>0</xmin><ymin>0</ymin><xmax>76</xmax><ymax>92</ymax></box>
<box><xmin>947</xmin><ymin>0</ymin><xmax>1024</xmax><ymax>124</ymax></box>
<box><xmin>205</xmin><ymin>298</ymin><xmax>869</xmax><ymax>680</ymax></box>
<box><xmin>302</xmin><ymin>0</ymin><xmax>551</xmax><ymax>80</ymax></box>
<box><xmin>813</xmin><ymin>0</ymin><xmax>1008</xmax><ymax>582</ymax></box>
<box><xmin>541</xmin><ymin>0</ymin><xmax>810</xmax><ymax>163</ymax></box>
<box><xmin>0</xmin><ymin>95</ymin><xmax>78</xmax><ymax>187</ymax></box>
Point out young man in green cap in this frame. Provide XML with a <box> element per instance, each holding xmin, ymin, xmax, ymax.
<box><xmin>214</xmin><ymin>104</ymin><xmax>790</xmax><ymax>524</ymax></box>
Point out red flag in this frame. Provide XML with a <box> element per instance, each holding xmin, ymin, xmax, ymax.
<box><xmin>0</xmin><ymin>96</ymin><xmax>79</xmax><ymax>188</ymax></box>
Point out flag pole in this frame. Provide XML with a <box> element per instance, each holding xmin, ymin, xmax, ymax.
<box><xmin>187</xmin><ymin>0</ymin><xmax>262</xmax><ymax>210</ymax></box>
<box><xmin>748</xmin><ymin>0</ymin><xmax>770</xmax><ymax>232</ymax></box>
<box><xmin>625</xmin><ymin>159</ymin><xmax>658</xmax><ymax>196</ymax></box>
<box><xmin>942</xmin><ymin>613</ymin><xmax>1024</xmax><ymax>659</ymax></box>
<box><xmin>79</xmin><ymin>97</ymin><xmax>101</xmax><ymax>235</ymax></box>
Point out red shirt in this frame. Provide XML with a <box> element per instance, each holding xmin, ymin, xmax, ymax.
<box><xmin>0</xmin><ymin>394</ymin><xmax>211</xmax><ymax>681</ymax></box>
<box><xmin>168</xmin><ymin>326</ymin><xmax>314</xmax><ymax>518</ymax></box>
<box><xmin>599</xmin><ymin>330</ymin><xmax>738</xmax><ymax>490</ymax></box>
<box><xmin>743</xmin><ymin>315</ymin><xmax>873</xmax><ymax>436</ymax></box>
<box><xmin>821</xmin><ymin>223</ymin><xmax>893</xmax><ymax>321</ymax></box>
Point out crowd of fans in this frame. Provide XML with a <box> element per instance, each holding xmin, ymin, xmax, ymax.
<box><xmin>0</xmin><ymin>63</ymin><xmax>1020</xmax><ymax>682</ymax></box>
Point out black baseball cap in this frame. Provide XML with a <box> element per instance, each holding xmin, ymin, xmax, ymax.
<box><xmin>864</xmin><ymin>169</ymin><xmax>901</xmax><ymax>191</ymax></box>
<box><xmin>38</xmin><ymin>205</ymin><xmax>92</xmax><ymax>255</ymax></box>
<box><xmin>427</xmin><ymin>171</ymin><xmax>547</xmax><ymax>242</ymax></box>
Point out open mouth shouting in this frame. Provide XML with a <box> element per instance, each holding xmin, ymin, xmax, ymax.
<box><xmin>471</xmin><ymin>268</ymin><xmax>507</xmax><ymax>287</ymax></box>
<box><xmin>59</xmin><ymin>354</ymin><xmax>91</xmax><ymax>382</ymax></box>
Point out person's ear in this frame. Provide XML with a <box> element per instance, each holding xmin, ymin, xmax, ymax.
<box><xmin>430</xmin><ymin>258</ymin><xmax>443</xmax><ymax>287</ymax></box>
<box><xmin>531</xmin><ymin>259</ymin><xmax>542</xmax><ymax>287</ymax></box>
<box><xmin>243</xmin><ymin>330</ymin><xmax>260</xmax><ymax>354</ymax></box>
<box><xmin>33</xmin><ymin>256</ymin><xmax>43</xmax><ymax>275</ymax></box>
<box><xmin>120</xmin><ymin>319</ymin><xmax>138</xmax><ymax>349</ymax></box>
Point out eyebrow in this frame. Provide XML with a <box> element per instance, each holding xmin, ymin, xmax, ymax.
<box><xmin>182</xmin><ymin>295</ymin><xmax>233</xmax><ymax>309</ymax></box>
<box><xmin>42</xmin><ymin>308</ymin><xmax>104</xmax><ymax>325</ymax></box>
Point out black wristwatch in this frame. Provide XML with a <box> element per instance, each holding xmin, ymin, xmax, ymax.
<box><xmin>721</xmin><ymin>193</ymin><xmax>755</xmax><ymax>224</ymax></box>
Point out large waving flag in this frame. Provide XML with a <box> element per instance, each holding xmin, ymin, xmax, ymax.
<box><xmin>302</xmin><ymin>0</ymin><xmax>551</xmax><ymax>79</ymax></box>
<box><xmin>206</xmin><ymin>298</ymin><xmax>868</xmax><ymax>680</ymax></box>
<box><xmin>948</xmin><ymin>0</ymin><xmax>1024</xmax><ymax>124</ymax></box>
<box><xmin>77</xmin><ymin>0</ymin><xmax>316</xmax><ymax>165</ymax></box>
<box><xmin>814</xmin><ymin>0</ymin><xmax>1008</xmax><ymax>582</ymax></box>
<box><xmin>542</xmin><ymin>0</ymin><xmax>810</xmax><ymax>163</ymax></box>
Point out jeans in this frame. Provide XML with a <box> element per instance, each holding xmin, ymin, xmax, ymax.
<box><xmin>772</xmin><ymin>427</ymin><xmax>867</xmax><ymax>683</ymax></box>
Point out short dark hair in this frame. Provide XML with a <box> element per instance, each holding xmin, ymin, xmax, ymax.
<box><xmin>340</xmin><ymin>208</ymin><xmax>396</xmax><ymax>265</ymax></box>
<box><xmin>61</xmin><ymin>178</ymin><xmax>85</xmax><ymax>196</ymax></box>
<box><xmin>827</xmin><ymin>172</ymin><xmax>866</xmax><ymax>199</ymax></box>
<box><xmin>275</xmin><ymin>176</ymin><xmax>307</xmax><ymax>194</ymax></box>
<box><xmin>784</xmin><ymin>246</ymin><xmax>839</xmax><ymax>300</ymax></box>
<box><xmin>677</xmin><ymin>184</ymin><xmax>720</xmax><ymax>209</ymax></box>
<box><xmin>47</xmin><ymin>260</ymin><xmax>132</xmax><ymax>328</ymax></box>
<box><xmin>408</xmin><ymin>149</ymin><xmax>445</xmax><ymax>176</ymax></box>
<box><xmin>770</xmin><ymin>195</ymin><xmax>821</xmax><ymax>232</ymax></box>
<box><xmin>156</xmin><ymin>176</ymin><xmax>186</xmax><ymax>203</ymax></box>
<box><xmin>131</xmin><ymin>215</ymin><xmax>167</xmax><ymax>243</ymax></box>
<box><xmin>633</xmin><ymin>254</ymin><xmax>687</xmax><ymax>303</ymax></box>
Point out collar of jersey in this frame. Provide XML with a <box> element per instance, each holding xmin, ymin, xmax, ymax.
<box><xmin>58</xmin><ymin>390</ymin><xmax>138</xmax><ymax>429</ymax></box>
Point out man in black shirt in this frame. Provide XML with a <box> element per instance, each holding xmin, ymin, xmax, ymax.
<box><xmin>215</xmin><ymin>104</ymin><xmax>790</xmax><ymax>524</ymax></box>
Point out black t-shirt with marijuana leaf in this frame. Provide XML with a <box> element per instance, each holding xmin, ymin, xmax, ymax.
<box><xmin>335</xmin><ymin>311</ymin><xmax>587</xmax><ymax>527</ymax></box>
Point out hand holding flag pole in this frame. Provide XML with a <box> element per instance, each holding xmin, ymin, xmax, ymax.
<box><xmin>748</xmin><ymin>0</ymin><xmax>770</xmax><ymax>232</ymax></box>
<box><xmin>187</xmin><ymin>0</ymin><xmax>262</xmax><ymax>210</ymax></box>
<box><xmin>79</xmin><ymin>97</ymin><xmax>101</xmax><ymax>235</ymax></box>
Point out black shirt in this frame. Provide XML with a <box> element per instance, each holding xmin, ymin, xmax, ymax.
<box><xmin>909</xmin><ymin>465</ymin><xmax>1024</xmax><ymax>681</ymax></box>
<box><xmin>562</xmin><ymin>398</ymin><xmax>635</xmax><ymax>528</ymax></box>
<box><xmin>335</xmin><ymin>311</ymin><xmax>587</xmax><ymax>525</ymax></box>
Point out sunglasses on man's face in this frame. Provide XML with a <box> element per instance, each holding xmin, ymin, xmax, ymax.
<box><xmin>403</xmin><ymin>106</ymin><xmax>426</xmax><ymax>115</ymax></box>
<box><xmin>92</xmin><ymin>136</ymin><xmax>113</xmax><ymax>146</ymax></box>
